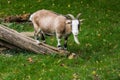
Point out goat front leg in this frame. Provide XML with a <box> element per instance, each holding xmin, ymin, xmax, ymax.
<box><xmin>64</xmin><ymin>36</ymin><xmax>68</xmax><ymax>50</ymax></box>
<box><xmin>56</xmin><ymin>34</ymin><xmax>63</xmax><ymax>50</ymax></box>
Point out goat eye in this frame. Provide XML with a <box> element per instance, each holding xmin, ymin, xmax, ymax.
<box><xmin>78</xmin><ymin>24</ymin><xmax>80</xmax><ymax>29</ymax></box>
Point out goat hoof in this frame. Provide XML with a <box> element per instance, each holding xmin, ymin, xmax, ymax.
<box><xmin>42</xmin><ymin>41</ymin><xmax>46</xmax><ymax>43</ymax></box>
<box><xmin>58</xmin><ymin>47</ymin><xmax>63</xmax><ymax>50</ymax></box>
<box><xmin>36</xmin><ymin>40</ymin><xmax>41</xmax><ymax>44</ymax></box>
<box><xmin>63</xmin><ymin>47</ymin><xmax>67</xmax><ymax>50</ymax></box>
<box><xmin>38</xmin><ymin>42</ymin><xmax>42</xmax><ymax>45</ymax></box>
<box><xmin>57</xmin><ymin>45</ymin><xmax>63</xmax><ymax>50</ymax></box>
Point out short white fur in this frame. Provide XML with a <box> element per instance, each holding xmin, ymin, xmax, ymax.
<box><xmin>72</xmin><ymin>20</ymin><xmax>79</xmax><ymax>35</ymax></box>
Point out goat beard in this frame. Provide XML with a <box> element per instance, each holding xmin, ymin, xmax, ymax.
<box><xmin>73</xmin><ymin>35</ymin><xmax>80</xmax><ymax>45</ymax></box>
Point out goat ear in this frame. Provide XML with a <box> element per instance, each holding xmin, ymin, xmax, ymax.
<box><xmin>79</xmin><ymin>19</ymin><xmax>85</xmax><ymax>22</ymax></box>
<box><xmin>66</xmin><ymin>20</ymin><xmax>72</xmax><ymax>24</ymax></box>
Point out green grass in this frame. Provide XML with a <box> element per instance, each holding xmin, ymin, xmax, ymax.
<box><xmin>0</xmin><ymin>0</ymin><xmax>120</xmax><ymax>80</ymax></box>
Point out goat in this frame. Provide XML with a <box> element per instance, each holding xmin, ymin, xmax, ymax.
<box><xmin>30</xmin><ymin>9</ymin><xmax>83</xmax><ymax>49</ymax></box>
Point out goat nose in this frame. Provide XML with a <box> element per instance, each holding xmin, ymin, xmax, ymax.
<box><xmin>73</xmin><ymin>31</ymin><xmax>78</xmax><ymax>35</ymax></box>
<box><xmin>75</xmin><ymin>32</ymin><xmax>78</xmax><ymax>35</ymax></box>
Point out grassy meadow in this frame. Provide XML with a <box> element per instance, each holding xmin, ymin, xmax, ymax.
<box><xmin>0</xmin><ymin>0</ymin><xmax>120</xmax><ymax>80</ymax></box>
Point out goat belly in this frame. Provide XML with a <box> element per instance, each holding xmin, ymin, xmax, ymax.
<box><xmin>44</xmin><ymin>32</ymin><xmax>55</xmax><ymax>36</ymax></box>
<box><xmin>41</xmin><ymin>29</ymin><xmax>54</xmax><ymax>36</ymax></box>
<box><xmin>45</xmin><ymin>33</ymin><xmax>55</xmax><ymax>36</ymax></box>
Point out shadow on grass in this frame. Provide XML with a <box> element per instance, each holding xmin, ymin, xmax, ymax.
<box><xmin>1</xmin><ymin>49</ymin><xmax>34</xmax><ymax>56</ymax></box>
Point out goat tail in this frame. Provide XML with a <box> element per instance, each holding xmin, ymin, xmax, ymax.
<box><xmin>29</xmin><ymin>13</ymin><xmax>35</xmax><ymax>21</ymax></box>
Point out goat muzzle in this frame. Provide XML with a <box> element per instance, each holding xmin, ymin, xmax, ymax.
<box><xmin>73</xmin><ymin>35</ymin><xmax>80</xmax><ymax>45</ymax></box>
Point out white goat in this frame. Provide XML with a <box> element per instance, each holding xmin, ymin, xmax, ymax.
<box><xmin>30</xmin><ymin>9</ymin><xmax>83</xmax><ymax>49</ymax></box>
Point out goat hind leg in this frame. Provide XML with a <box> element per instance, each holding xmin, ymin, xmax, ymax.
<box><xmin>40</xmin><ymin>32</ymin><xmax>46</xmax><ymax>43</ymax></box>
<box><xmin>34</xmin><ymin>28</ymin><xmax>41</xmax><ymax>44</ymax></box>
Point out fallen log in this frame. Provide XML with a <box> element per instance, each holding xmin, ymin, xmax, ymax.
<box><xmin>0</xmin><ymin>24</ymin><xmax>70</xmax><ymax>55</ymax></box>
<box><xmin>0</xmin><ymin>40</ymin><xmax>17</xmax><ymax>49</ymax></box>
<box><xmin>4</xmin><ymin>13</ymin><xmax>30</xmax><ymax>23</ymax></box>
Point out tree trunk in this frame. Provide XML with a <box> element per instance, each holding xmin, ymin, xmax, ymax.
<box><xmin>4</xmin><ymin>13</ymin><xmax>30</xmax><ymax>23</ymax></box>
<box><xmin>0</xmin><ymin>24</ymin><xmax>69</xmax><ymax>55</ymax></box>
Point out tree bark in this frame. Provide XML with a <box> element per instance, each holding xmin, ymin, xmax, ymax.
<box><xmin>0</xmin><ymin>24</ymin><xmax>70</xmax><ymax>55</ymax></box>
<box><xmin>0</xmin><ymin>40</ymin><xmax>17</xmax><ymax>49</ymax></box>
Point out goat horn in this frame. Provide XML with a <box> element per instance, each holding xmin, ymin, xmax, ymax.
<box><xmin>66</xmin><ymin>14</ymin><xmax>75</xmax><ymax>19</ymax></box>
<box><xmin>76</xmin><ymin>13</ymin><xmax>81</xmax><ymax>19</ymax></box>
